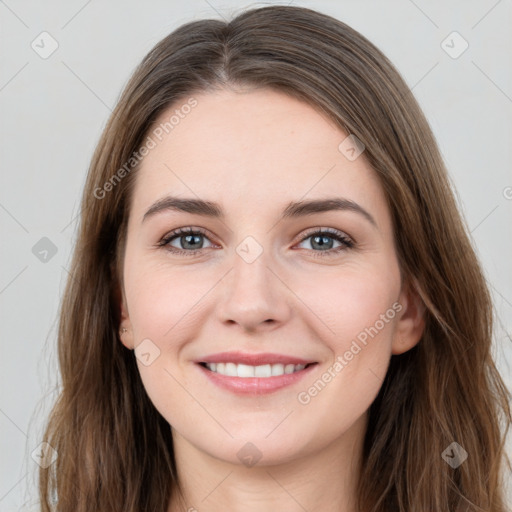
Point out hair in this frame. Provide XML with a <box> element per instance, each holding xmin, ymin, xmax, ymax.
<box><xmin>39</xmin><ymin>5</ymin><xmax>511</xmax><ymax>511</ymax></box>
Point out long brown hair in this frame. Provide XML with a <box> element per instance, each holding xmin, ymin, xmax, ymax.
<box><xmin>39</xmin><ymin>5</ymin><xmax>511</xmax><ymax>511</ymax></box>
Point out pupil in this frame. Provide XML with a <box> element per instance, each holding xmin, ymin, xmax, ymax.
<box><xmin>312</xmin><ymin>235</ymin><xmax>332</xmax><ymax>250</ymax></box>
<box><xmin>183</xmin><ymin>234</ymin><xmax>202</xmax><ymax>250</ymax></box>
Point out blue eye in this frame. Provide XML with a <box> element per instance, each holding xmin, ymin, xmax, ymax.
<box><xmin>158</xmin><ymin>227</ymin><xmax>213</xmax><ymax>255</ymax></box>
<box><xmin>296</xmin><ymin>228</ymin><xmax>354</xmax><ymax>257</ymax></box>
<box><xmin>158</xmin><ymin>227</ymin><xmax>354</xmax><ymax>257</ymax></box>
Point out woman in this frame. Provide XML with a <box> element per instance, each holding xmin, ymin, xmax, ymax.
<box><xmin>39</xmin><ymin>5</ymin><xmax>511</xmax><ymax>511</ymax></box>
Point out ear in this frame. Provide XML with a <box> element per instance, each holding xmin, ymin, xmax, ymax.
<box><xmin>118</xmin><ymin>287</ymin><xmax>134</xmax><ymax>351</ymax></box>
<box><xmin>392</xmin><ymin>280</ymin><xmax>426</xmax><ymax>355</ymax></box>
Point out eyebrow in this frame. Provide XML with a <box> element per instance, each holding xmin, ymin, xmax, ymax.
<box><xmin>142</xmin><ymin>196</ymin><xmax>377</xmax><ymax>227</ymax></box>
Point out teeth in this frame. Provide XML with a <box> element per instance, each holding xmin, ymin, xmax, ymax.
<box><xmin>204</xmin><ymin>362</ymin><xmax>307</xmax><ymax>377</ymax></box>
<box><xmin>225</xmin><ymin>362</ymin><xmax>237</xmax><ymax>376</ymax></box>
<box><xmin>237</xmin><ymin>363</ymin><xmax>255</xmax><ymax>377</ymax></box>
<box><xmin>271</xmin><ymin>364</ymin><xmax>284</xmax><ymax>376</ymax></box>
<box><xmin>255</xmin><ymin>364</ymin><xmax>271</xmax><ymax>377</ymax></box>
<box><xmin>284</xmin><ymin>364</ymin><xmax>295</xmax><ymax>374</ymax></box>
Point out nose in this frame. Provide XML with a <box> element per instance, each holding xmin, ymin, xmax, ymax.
<box><xmin>217</xmin><ymin>245</ymin><xmax>292</xmax><ymax>333</ymax></box>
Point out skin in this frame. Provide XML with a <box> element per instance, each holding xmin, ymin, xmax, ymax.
<box><xmin>118</xmin><ymin>87</ymin><xmax>425</xmax><ymax>512</ymax></box>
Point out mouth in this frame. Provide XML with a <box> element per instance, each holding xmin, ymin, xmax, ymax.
<box><xmin>198</xmin><ymin>361</ymin><xmax>316</xmax><ymax>378</ymax></box>
<box><xmin>195</xmin><ymin>360</ymin><xmax>318</xmax><ymax>395</ymax></box>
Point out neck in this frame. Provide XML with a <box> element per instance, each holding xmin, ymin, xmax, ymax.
<box><xmin>167</xmin><ymin>413</ymin><xmax>366</xmax><ymax>512</ymax></box>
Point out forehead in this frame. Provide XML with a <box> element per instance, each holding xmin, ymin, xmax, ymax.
<box><xmin>130</xmin><ymin>88</ymin><xmax>387</xmax><ymax>223</ymax></box>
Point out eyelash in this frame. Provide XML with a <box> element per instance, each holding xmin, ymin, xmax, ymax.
<box><xmin>157</xmin><ymin>226</ymin><xmax>355</xmax><ymax>258</ymax></box>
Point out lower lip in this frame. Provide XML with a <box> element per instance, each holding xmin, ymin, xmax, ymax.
<box><xmin>196</xmin><ymin>363</ymin><xmax>317</xmax><ymax>395</ymax></box>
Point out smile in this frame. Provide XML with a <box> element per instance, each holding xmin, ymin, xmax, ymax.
<box><xmin>197</xmin><ymin>361</ymin><xmax>318</xmax><ymax>395</ymax></box>
<box><xmin>202</xmin><ymin>362</ymin><xmax>310</xmax><ymax>378</ymax></box>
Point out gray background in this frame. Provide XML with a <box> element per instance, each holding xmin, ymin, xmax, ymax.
<box><xmin>1</xmin><ymin>0</ymin><xmax>511</xmax><ymax>510</ymax></box>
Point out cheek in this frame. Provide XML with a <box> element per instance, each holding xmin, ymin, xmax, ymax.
<box><xmin>291</xmin><ymin>262</ymin><xmax>401</xmax><ymax>346</ymax></box>
<box><xmin>125</xmin><ymin>259</ymin><xmax>209</xmax><ymax>343</ymax></box>
<box><xmin>291</xmin><ymin>263</ymin><xmax>400</xmax><ymax>426</ymax></box>
<box><xmin>123</xmin><ymin>261</ymin><xmax>205</xmax><ymax>426</ymax></box>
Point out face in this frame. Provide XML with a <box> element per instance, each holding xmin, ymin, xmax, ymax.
<box><xmin>119</xmin><ymin>87</ymin><xmax>423</xmax><ymax>466</ymax></box>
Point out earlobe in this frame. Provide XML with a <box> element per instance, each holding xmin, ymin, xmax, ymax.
<box><xmin>119</xmin><ymin>330</ymin><xmax>134</xmax><ymax>350</ymax></box>
<box><xmin>391</xmin><ymin>281</ymin><xmax>426</xmax><ymax>355</ymax></box>
<box><xmin>119</xmin><ymin>323</ymin><xmax>134</xmax><ymax>350</ymax></box>
<box><xmin>118</xmin><ymin>295</ymin><xmax>134</xmax><ymax>350</ymax></box>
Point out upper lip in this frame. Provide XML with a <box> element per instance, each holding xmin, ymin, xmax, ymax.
<box><xmin>196</xmin><ymin>351</ymin><xmax>316</xmax><ymax>366</ymax></box>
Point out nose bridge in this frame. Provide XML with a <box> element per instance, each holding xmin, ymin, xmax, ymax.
<box><xmin>217</xmin><ymin>235</ymin><xmax>290</xmax><ymax>330</ymax></box>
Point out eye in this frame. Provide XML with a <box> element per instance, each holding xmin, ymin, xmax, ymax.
<box><xmin>157</xmin><ymin>226</ymin><xmax>355</xmax><ymax>258</ymax></box>
<box><xmin>158</xmin><ymin>227</ymin><xmax>215</xmax><ymax>256</ymax></box>
<box><xmin>295</xmin><ymin>227</ymin><xmax>354</xmax><ymax>257</ymax></box>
